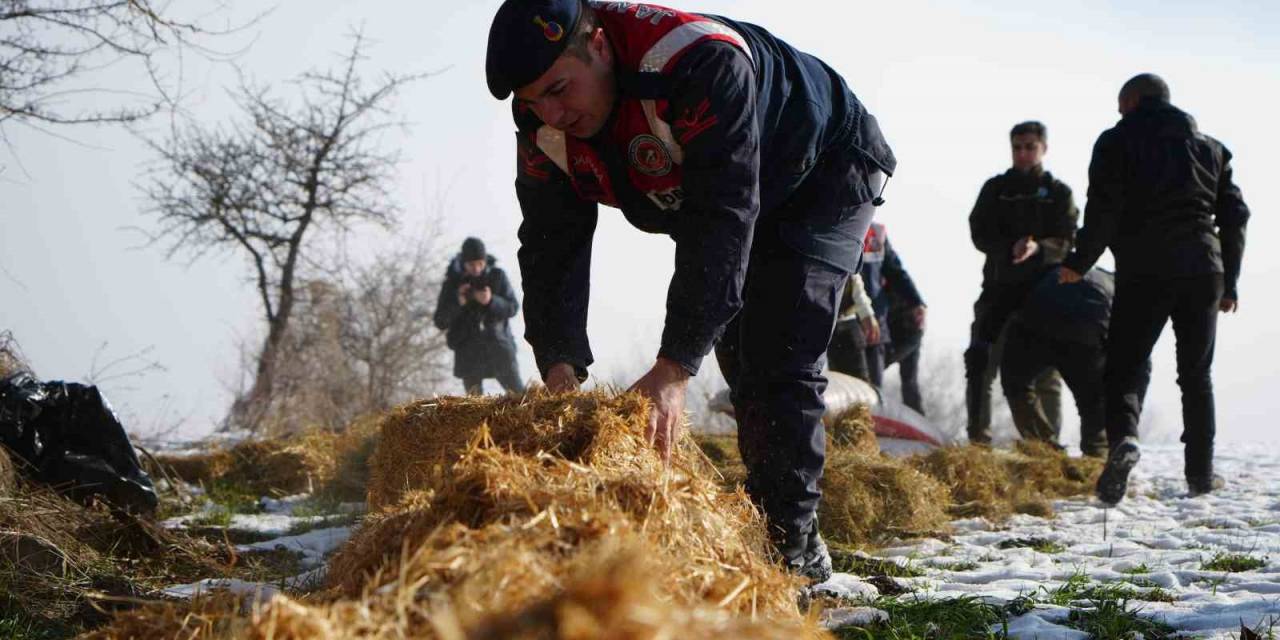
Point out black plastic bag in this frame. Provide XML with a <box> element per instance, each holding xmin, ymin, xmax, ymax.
<box><xmin>0</xmin><ymin>373</ymin><xmax>158</xmax><ymax>514</ymax></box>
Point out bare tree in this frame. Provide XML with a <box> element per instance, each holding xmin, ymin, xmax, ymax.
<box><xmin>239</xmin><ymin>241</ymin><xmax>451</xmax><ymax>436</ymax></box>
<box><xmin>337</xmin><ymin>242</ymin><xmax>450</xmax><ymax>413</ymax></box>
<box><xmin>0</xmin><ymin>0</ymin><xmax>246</xmax><ymax>134</ymax></box>
<box><xmin>141</xmin><ymin>34</ymin><xmax>424</xmax><ymax>431</ymax></box>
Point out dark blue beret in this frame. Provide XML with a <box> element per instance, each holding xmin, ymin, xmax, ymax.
<box><xmin>486</xmin><ymin>0</ymin><xmax>583</xmax><ymax>100</ymax></box>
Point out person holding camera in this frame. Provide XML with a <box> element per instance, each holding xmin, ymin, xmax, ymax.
<box><xmin>434</xmin><ymin>237</ymin><xmax>525</xmax><ymax>395</ymax></box>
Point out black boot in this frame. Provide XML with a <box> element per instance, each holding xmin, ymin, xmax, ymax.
<box><xmin>786</xmin><ymin>530</ymin><xmax>832</xmax><ymax>584</ymax></box>
<box><xmin>1187</xmin><ymin>474</ymin><xmax>1224</xmax><ymax>498</ymax></box>
<box><xmin>1096</xmin><ymin>437</ymin><xmax>1141</xmax><ymax>506</ymax></box>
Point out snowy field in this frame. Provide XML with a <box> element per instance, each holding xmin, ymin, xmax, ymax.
<box><xmin>819</xmin><ymin>442</ymin><xmax>1280</xmax><ymax>638</ymax></box>
<box><xmin>159</xmin><ymin>442</ymin><xmax>1280</xmax><ymax>638</ymax></box>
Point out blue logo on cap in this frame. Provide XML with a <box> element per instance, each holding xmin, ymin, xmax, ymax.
<box><xmin>533</xmin><ymin>16</ymin><xmax>565</xmax><ymax>42</ymax></box>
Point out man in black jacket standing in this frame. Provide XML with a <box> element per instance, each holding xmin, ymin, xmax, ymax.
<box><xmin>966</xmin><ymin>121</ymin><xmax>1078</xmax><ymax>444</ymax></box>
<box><xmin>434</xmin><ymin>237</ymin><xmax>526</xmax><ymax>395</ymax></box>
<box><xmin>1061</xmin><ymin>74</ymin><xmax>1250</xmax><ymax>504</ymax></box>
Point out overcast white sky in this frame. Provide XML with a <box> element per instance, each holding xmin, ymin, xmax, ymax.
<box><xmin>2</xmin><ymin>0</ymin><xmax>1277</xmax><ymax>444</ymax></box>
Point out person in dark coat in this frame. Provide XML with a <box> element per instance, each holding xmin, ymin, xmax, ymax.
<box><xmin>883</xmin><ymin>271</ymin><xmax>927</xmax><ymax>415</ymax></box>
<box><xmin>433</xmin><ymin>237</ymin><xmax>525</xmax><ymax>395</ymax></box>
<box><xmin>1002</xmin><ymin>268</ymin><xmax>1119</xmax><ymax>457</ymax></box>
<box><xmin>487</xmin><ymin>0</ymin><xmax>897</xmax><ymax>583</ymax></box>
<box><xmin>1061</xmin><ymin>73</ymin><xmax>1250</xmax><ymax>504</ymax></box>
<box><xmin>965</xmin><ymin>120</ymin><xmax>1077</xmax><ymax>444</ymax></box>
<box><xmin>829</xmin><ymin>271</ymin><xmax>878</xmax><ymax>384</ymax></box>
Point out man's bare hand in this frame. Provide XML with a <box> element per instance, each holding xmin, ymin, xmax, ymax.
<box><xmin>1012</xmin><ymin>236</ymin><xmax>1040</xmax><ymax>265</ymax></box>
<box><xmin>545</xmin><ymin>362</ymin><xmax>580</xmax><ymax>393</ymax></box>
<box><xmin>457</xmin><ymin>283</ymin><xmax>472</xmax><ymax>306</ymax></box>
<box><xmin>1220</xmin><ymin>297</ymin><xmax>1239</xmax><ymax>313</ymax></box>
<box><xmin>860</xmin><ymin>316</ymin><xmax>881</xmax><ymax>344</ymax></box>
<box><xmin>912</xmin><ymin>305</ymin><xmax>927</xmax><ymax>330</ymax></box>
<box><xmin>628</xmin><ymin>357</ymin><xmax>690</xmax><ymax>464</ymax></box>
<box><xmin>1058</xmin><ymin>267</ymin><xmax>1083</xmax><ymax>284</ymax></box>
<box><xmin>474</xmin><ymin>286</ymin><xmax>493</xmax><ymax>306</ymax></box>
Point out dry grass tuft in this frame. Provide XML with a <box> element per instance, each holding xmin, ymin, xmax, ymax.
<box><xmin>79</xmin><ymin>591</ymin><xmax>250</xmax><ymax>639</ymax></box>
<box><xmin>912</xmin><ymin>442</ymin><xmax>1103</xmax><ymax>519</ymax></box>
<box><xmin>332</xmin><ymin>391</ymin><xmax>810</xmax><ymax>625</ymax></box>
<box><xmin>154</xmin><ymin>418</ymin><xmax>381</xmax><ymax>498</ymax></box>
<box><xmin>819</xmin><ymin>449</ymin><xmax>951</xmax><ymax>544</ymax></box>
<box><xmin>0</xmin><ymin>463</ymin><xmax>234</xmax><ymax>634</ymax></box>
<box><xmin>827</xmin><ymin>404</ymin><xmax>879</xmax><ymax>455</ymax></box>
<box><xmin>0</xmin><ymin>330</ymin><xmax>30</xmax><ymax>379</ymax></box>
<box><xmin>0</xmin><ymin>447</ymin><xmax>15</xmax><ymax>495</ymax></box>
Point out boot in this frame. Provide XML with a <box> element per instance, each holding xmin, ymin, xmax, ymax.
<box><xmin>1096</xmin><ymin>437</ymin><xmax>1141</xmax><ymax>506</ymax></box>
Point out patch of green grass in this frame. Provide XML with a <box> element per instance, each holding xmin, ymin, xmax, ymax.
<box><xmin>1201</xmin><ymin>552</ymin><xmax>1267</xmax><ymax>573</ymax></box>
<box><xmin>834</xmin><ymin>595</ymin><xmax>1008</xmax><ymax>639</ymax></box>
<box><xmin>205</xmin><ymin>482</ymin><xmax>261</xmax><ymax>514</ymax></box>
<box><xmin>932</xmin><ymin>560</ymin><xmax>981</xmax><ymax>572</ymax></box>
<box><xmin>1019</xmin><ymin>572</ymin><xmax>1177</xmax><ymax>611</ymax></box>
<box><xmin>1188</xmin><ymin>519</ymin><xmax>1235</xmax><ymax>530</ymax></box>
<box><xmin>188</xmin><ymin>505</ymin><xmax>234</xmax><ymax>528</ymax></box>
<box><xmin>285</xmin><ymin>511</ymin><xmax>362</xmax><ymax>536</ymax></box>
<box><xmin>997</xmin><ymin>537</ymin><xmax>1066</xmax><ymax>554</ymax></box>
<box><xmin>1064</xmin><ymin>598</ymin><xmax>1177</xmax><ymax>639</ymax></box>
<box><xmin>831</xmin><ymin>547</ymin><xmax>926</xmax><ymax>578</ymax></box>
<box><xmin>0</xmin><ymin>613</ymin><xmax>72</xmax><ymax>640</ymax></box>
<box><xmin>0</xmin><ymin>586</ymin><xmax>79</xmax><ymax>639</ymax></box>
<box><xmin>1120</xmin><ymin>563</ymin><xmax>1150</xmax><ymax>575</ymax></box>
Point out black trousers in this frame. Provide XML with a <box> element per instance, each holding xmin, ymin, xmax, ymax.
<box><xmin>828</xmin><ymin>318</ymin><xmax>888</xmax><ymax>389</ymax></box>
<box><xmin>965</xmin><ymin>282</ymin><xmax>1062</xmax><ymax>442</ymax></box>
<box><xmin>1105</xmin><ymin>274</ymin><xmax>1222</xmax><ymax>479</ymax></box>
<box><xmin>1001</xmin><ymin>322</ymin><xmax>1108</xmax><ymax>456</ymax></box>
<box><xmin>460</xmin><ymin>355</ymin><xmax>526</xmax><ymax>396</ymax></box>
<box><xmin>716</xmin><ymin>235</ymin><xmax>861</xmax><ymax>562</ymax></box>
<box><xmin>886</xmin><ymin>329</ymin><xmax>924</xmax><ymax>414</ymax></box>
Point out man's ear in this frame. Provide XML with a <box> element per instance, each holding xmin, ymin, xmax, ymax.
<box><xmin>589</xmin><ymin>27</ymin><xmax>611</xmax><ymax>63</ymax></box>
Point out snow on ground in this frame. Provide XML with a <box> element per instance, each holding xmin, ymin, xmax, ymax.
<box><xmin>820</xmin><ymin>442</ymin><xmax>1280</xmax><ymax>638</ymax></box>
<box><xmin>238</xmin><ymin>526</ymin><xmax>352</xmax><ymax>569</ymax></box>
<box><xmin>161</xmin><ymin>492</ymin><xmax>363</xmax><ymax>536</ymax></box>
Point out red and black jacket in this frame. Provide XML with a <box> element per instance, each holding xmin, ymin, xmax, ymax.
<box><xmin>514</xmin><ymin>1</ymin><xmax>896</xmax><ymax>378</ymax></box>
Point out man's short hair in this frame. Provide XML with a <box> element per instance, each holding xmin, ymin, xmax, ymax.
<box><xmin>563</xmin><ymin>0</ymin><xmax>601</xmax><ymax>62</ymax></box>
<box><xmin>1119</xmin><ymin>73</ymin><xmax>1171</xmax><ymax>104</ymax></box>
<box><xmin>1010</xmin><ymin>121</ymin><xmax>1047</xmax><ymax>143</ymax></box>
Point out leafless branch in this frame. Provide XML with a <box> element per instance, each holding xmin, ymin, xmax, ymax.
<box><xmin>138</xmin><ymin>32</ymin><xmax>430</xmax><ymax>431</ymax></box>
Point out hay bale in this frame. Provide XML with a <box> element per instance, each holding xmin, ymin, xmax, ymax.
<box><xmin>80</xmin><ymin>592</ymin><xmax>249</xmax><ymax>639</ymax></box>
<box><xmin>154</xmin><ymin>450</ymin><xmax>235</xmax><ymax>486</ymax></box>
<box><xmin>316</xmin><ymin>413</ymin><xmax>383</xmax><ymax>501</ymax></box>
<box><xmin>827</xmin><ymin>404</ymin><xmax>878</xmax><ymax>455</ymax></box>
<box><xmin>463</xmin><ymin>546</ymin><xmax>819</xmax><ymax>640</ymax></box>
<box><xmin>222</xmin><ymin>433</ymin><xmax>338</xmax><ymax>495</ymax></box>
<box><xmin>910</xmin><ymin>442</ymin><xmax>1103</xmax><ymax>519</ymax></box>
<box><xmin>911</xmin><ymin>446</ymin><xmax>1012</xmax><ymax>518</ymax></box>
<box><xmin>328</xmin><ymin>390</ymin><xmax>819</xmax><ymax>633</ymax></box>
<box><xmin>157</xmin><ymin>430</ymin><xmax>340</xmax><ymax>495</ymax></box>
<box><xmin>366</xmin><ymin>393</ymin><xmax>629</xmax><ymax>510</ymax></box>
<box><xmin>819</xmin><ymin>450</ymin><xmax>950</xmax><ymax>545</ymax></box>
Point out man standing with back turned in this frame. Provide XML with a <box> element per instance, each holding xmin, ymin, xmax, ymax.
<box><xmin>486</xmin><ymin>0</ymin><xmax>895</xmax><ymax>582</ymax></box>
<box><xmin>1061</xmin><ymin>74</ymin><xmax>1250</xmax><ymax>505</ymax></box>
